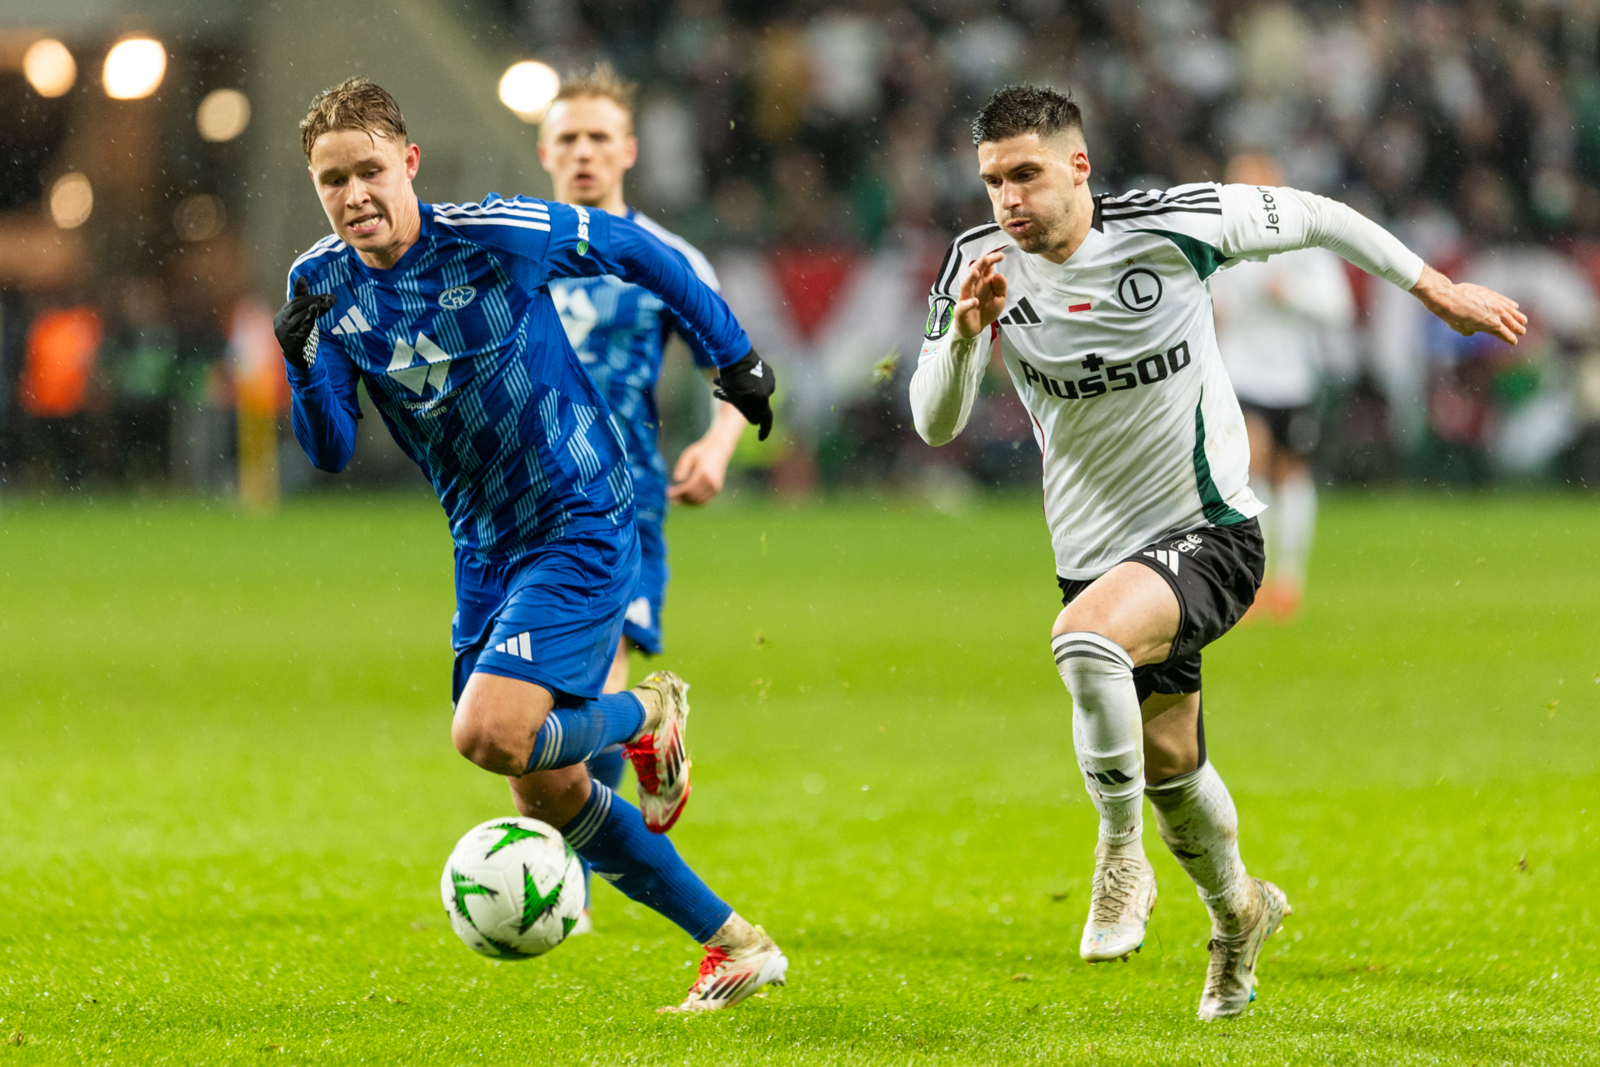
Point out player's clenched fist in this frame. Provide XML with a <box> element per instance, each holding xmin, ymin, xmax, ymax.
<box><xmin>713</xmin><ymin>349</ymin><xmax>776</xmax><ymax>441</ymax></box>
<box><xmin>955</xmin><ymin>250</ymin><xmax>1008</xmax><ymax>339</ymax></box>
<box><xmin>274</xmin><ymin>277</ymin><xmax>337</xmax><ymax>370</ymax></box>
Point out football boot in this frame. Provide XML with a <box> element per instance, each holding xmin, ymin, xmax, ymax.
<box><xmin>660</xmin><ymin>927</ymin><xmax>788</xmax><ymax>1013</ymax></box>
<box><xmin>1198</xmin><ymin>878</ymin><xmax>1292</xmax><ymax>1019</ymax></box>
<box><xmin>1079</xmin><ymin>841</ymin><xmax>1158</xmax><ymax>962</ymax></box>
<box><xmin>623</xmin><ymin>670</ymin><xmax>692</xmax><ymax>833</ymax></box>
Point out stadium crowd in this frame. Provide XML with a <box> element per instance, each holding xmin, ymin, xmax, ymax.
<box><xmin>4</xmin><ymin>0</ymin><xmax>1600</xmax><ymax>496</ymax></box>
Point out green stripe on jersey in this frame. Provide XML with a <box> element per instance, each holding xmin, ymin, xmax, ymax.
<box><xmin>1151</xmin><ymin>230</ymin><xmax>1230</xmax><ymax>280</ymax></box>
<box><xmin>1193</xmin><ymin>397</ymin><xmax>1248</xmax><ymax>526</ymax></box>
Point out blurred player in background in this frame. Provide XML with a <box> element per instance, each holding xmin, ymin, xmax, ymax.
<box><xmin>536</xmin><ymin>66</ymin><xmax>750</xmax><ymax>933</ymax></box>
<box><xmin>1210</xmin><ymin>152</ymin><xmax>1355</xmax><ymax>620</ymax></box>
<box><xmin>274</xmin><ymin>78</ymin><xmax>785</xmax><ymax>1011</ymax></box>
<box><xmin>912</xmin><ymin>86</ymin><xmax>1524</xmax><ymax>1019</ymax></box>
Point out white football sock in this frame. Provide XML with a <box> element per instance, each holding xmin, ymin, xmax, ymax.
<box><xmin>1273</xmin><ymin>470</ymin><xmax>1316</xmax><ymax>587</ymax></box>
<box><xmin>1053</xmin><ymin>631</ymin><xmax>1145</xmax><ymax>848</ymax></box>
<box><xmin>1146</xmin><ymin>761</ymin><xmax>1256</xmax><ymax>934</ymax></box>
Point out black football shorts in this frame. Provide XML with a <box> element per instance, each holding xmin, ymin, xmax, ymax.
<box><xmin>1239</xmin><ymin>400</ymin><xmax>1319</xmax><ymax>457</ymax></box>
<box><xmin>1057</xmin><ymin>519</ymin><xmax>1265</xmax><ymax>701</ymax></box>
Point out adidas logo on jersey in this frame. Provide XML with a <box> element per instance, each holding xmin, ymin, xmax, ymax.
<box><xmin>387</xmin><ymin>332</ymin><xmax>452</xmax><ymax>396</ymax></box>
<box><xmin>330</xmin><ymin>306</ymin><xmax>373</xmax><ymax>336</ymax></box>
<box><xmin>997</xmin><ymin>297</ymin><xmax>1042</xmax><ymax>327</ymax></box>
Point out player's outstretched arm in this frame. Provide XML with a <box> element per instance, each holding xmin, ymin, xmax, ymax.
<box><xmin>1409</xmin><ymin>265</ymin><xmax>1528</xmax><ymax>345</ymax></box>
<box><xmin>540</xmin><ymin>206</ymin><xmax>775</xmax><ymax>438</ymax></box>
<box><xmin>911</xmin><ymin>252</ymin><xmax>1007</xmax><ymax>446</ymax></box>
<box><xmin>276</xmin><ymin>276</ymin><xmax>360</xmax><ymax>472</ymax></box>
<box><xmin>1215</xmin><ymin>185</ymin><xmax>1526</xmax><ymax>346</ymax></box>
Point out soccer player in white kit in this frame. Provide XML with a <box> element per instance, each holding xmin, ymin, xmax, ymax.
<box><xmin>1211</xmin><ymin>152</ymin><xmax>1355</xmax><ymax>620</ymax></box>
<box><xmin>910</xmin><ymin>87</ymin><xmax>1525</xmax><ymax>1018</ymax></box>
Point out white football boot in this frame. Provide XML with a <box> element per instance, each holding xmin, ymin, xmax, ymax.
<box><xmin>623</xmin><ymin>671</ymin><xmax>692</xmax><ymax>833</ymax></box>
<box><xmin>1197</xmin><ymin>878</ymin><xmax>1291</xmax><ymax>1019</ymax></box>
<box><xmin>660</xmin><ymin>927</ymin><xmax>788</xmax><ymax>1013</ymax></box>
<box><xmin>1079</xmin><ymin>842</ymin><xmax>1158</xmax><ymax>962</ymax></box>
<box><xmin>568</xmin><ymin>909</ymin><xmax>593</xmax><ymax>937</ymax></box>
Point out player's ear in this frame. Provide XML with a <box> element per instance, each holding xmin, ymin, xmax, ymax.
<box><xmin>1073</xmin><ymin>145</ymin><xmax>1091</xmax><ymax>185</ymax></box>
<box><xmin>622</xmin><ymin>134</ymin><xmax>639</xmax><ymax>171</ymax></box>
<box><xmin>404</xmin><ymin>141</ymin><xmax>422</xmax><ymax>180</ymax></box>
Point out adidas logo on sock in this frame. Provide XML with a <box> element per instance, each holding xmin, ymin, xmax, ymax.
<box><xmin>330</xmin><ymin>306</ymin><xmax>373</xmax><ymax>336</ymax></box>
<box><xmin>492</xmin><ymin>632</ymin><xmax>533</xmax><ymax>660</ymax></box>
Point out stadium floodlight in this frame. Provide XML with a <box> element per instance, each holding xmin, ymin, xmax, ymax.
<box><xmin>197</xmin><ymin>88</ymin><xmax>251</xmax><ymax>142</ymax></box>
<box><xmin>23</xmin><ymin>39</ymin><xmax>76</xmax><ymax>98</ymax></box>
<box><xmin>102</xmin><ymin>37</ymin><xmax>166</xmax><ymax>100</ymax></box>
<box><xmin>498</xmin><ymin>61</ymin><xmax>560</xmax><ymax>123</ymax></box>
<box><xmin>49</xmin><ymin>173</ymin><xmax>93</xmax><ymax>229</ymax></box>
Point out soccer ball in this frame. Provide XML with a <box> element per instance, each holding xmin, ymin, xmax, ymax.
<box><xmin>440</xmin><ymin>816</ymin><xmax>585</xmax><ymax>960</ymax></box>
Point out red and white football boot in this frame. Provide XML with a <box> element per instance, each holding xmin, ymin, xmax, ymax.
<box><xmin>623</xmin><ymin>670</ymin><xmax>692</xmax><ymax>833</ymax></box>
<box><xmin>660</xmin><ymin>926</ymin><xmax>788</xmax><ymax>1013</ymax></box>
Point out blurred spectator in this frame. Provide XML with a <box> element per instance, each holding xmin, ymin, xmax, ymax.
<box><xmin>9</xmin><ymin>0</ymin><xmax>1600</xmax><ymax>495</ymax></box>
<box><xmin>101</xmin><ymin>278</ymin><xmax>178</xmax><ymax>484</ymax></box>
<box><xmin>19</xmin><ymin>304</ymin><xmax>101</xmax><ymax>485</ymax></box>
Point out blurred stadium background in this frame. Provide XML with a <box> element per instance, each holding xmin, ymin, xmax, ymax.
<box><xmin>4</xmin><ymin>0</ymin><xmax>1600</xmax><ymax>505</ymax></box>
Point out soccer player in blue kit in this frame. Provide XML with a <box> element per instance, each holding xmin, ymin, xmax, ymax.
<box><xmin>534</xmin><ymin>67</ymin><xmax>752</xmax><ymax>931</ymax></box>
<box><xmin>273</xmin><ymin>78</ymin><xmax>787</xmax><ymax>1012</ymax></box>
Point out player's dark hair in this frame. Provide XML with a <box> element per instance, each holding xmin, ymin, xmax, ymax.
<box><xmin>300</xmin><ymin>77</ymin><xmax>408</xmax><ymax>162</ymax></box>
<box><xmin>971</xmin><ymin>85</ymin><xmax>1083</xmax><ymax>146</ymax></box>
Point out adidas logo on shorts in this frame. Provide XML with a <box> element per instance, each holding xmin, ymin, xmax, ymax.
<box><xmin>1144</xmin><ymin>549</ymin><xmax>1181</xmax><ymax>574</ymax></box>
<box><xmin>492</xmin><ymin>632</ymin><xmax>534</xmax><ymax>660</ymax></box>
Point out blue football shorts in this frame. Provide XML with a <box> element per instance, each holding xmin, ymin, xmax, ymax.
<box><xmin>451</xmin><ymin>525</ymin><xmax>641</xmax><ymax>705</ymax></box>
<box><xmin>621</xmin><ymin>516</ymin><xmax>668</xmax><ymax>656</ymax></box>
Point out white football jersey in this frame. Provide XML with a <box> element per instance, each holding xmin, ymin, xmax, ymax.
<box><xmin>916</xmin><ymin>183</ymin><xmax>1423</xmax><ymax>579</ymax></box>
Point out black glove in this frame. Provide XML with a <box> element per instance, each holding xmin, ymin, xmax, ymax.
<box><xmin>713</xmin><ymin>350</ymin><xmax>775</xmax><ymax>441</ymax></box>
<box><xmin>273</xmin><ymin>277</ymin><xmax>336</xmax><ymax>371</ymax></box>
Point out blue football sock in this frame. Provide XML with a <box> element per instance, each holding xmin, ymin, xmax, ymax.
<box><xmin>580</xmin><ymin>746</ymin><xmax>628</xmax><ymax>906</ymax></box>
<box><xmin>562</xmin><ymin>782</ymin><xmax>732</xmax><ymax>943</ymax></box>
<box><xmin>524</xmin><ymin>693</ymin><xmax>645</xmax><ymax>774</ymax></box>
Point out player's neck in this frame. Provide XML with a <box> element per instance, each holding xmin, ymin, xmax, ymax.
<box><xmin>1035</xmin><ymin>187</ymin><xmax>1096</xmax><ymax>265</ymax></box>
<box><xmin>356</xmin><ymin>197</ymin><xmax>423</xmax><ymax>271</ymax></box>
<box><xmin>561</xmin><ymin>185</ymin><xmax>629</xmax><ymax>217</ymax></box>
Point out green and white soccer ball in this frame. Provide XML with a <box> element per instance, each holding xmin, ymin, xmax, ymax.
<box><xmin>440</xmin><ymin>816</ymin><xmax>585</xmax><ymax>960</ymax></box>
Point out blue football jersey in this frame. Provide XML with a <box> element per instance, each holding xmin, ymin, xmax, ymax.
<box><xmin>284</xmin><ymin>196</ymin><xmax>751</xmax><ymax>562</ymax></box>
<box><xmin>547</xmin><ymin>210</ymin><xmax>719</xmax><ymax>526</ymax></box>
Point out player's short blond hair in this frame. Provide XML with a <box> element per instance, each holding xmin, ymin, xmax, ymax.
<box><xmin>546</xmin><ymin>63</ymin><xmax>637</xmax><ymax>133</ymax></box>
<box><xmin>300</xmin><ymin>77</ymin><xmax>408</xmax><ymax>162</ymax></box>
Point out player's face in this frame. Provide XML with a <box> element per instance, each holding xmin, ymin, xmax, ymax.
<box><xmin>308</xmin><ymin>129</ymin><xmax>422</xmax><ymax>265</ymax></box>
<box><xmin>538</xmin><ymin>97</ymin><xmax>638</xmax><ymax>209</ymax></box>
<box><xmin>978</xmin><ymin>133</ymin><xmax>1089</xmax><ymax>257</ymax></box>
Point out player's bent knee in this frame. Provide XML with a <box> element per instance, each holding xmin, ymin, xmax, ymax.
<box><xmin>1053</xmin><ymin>630</ymin><xmax>1135</xmax><ymax>685</ymax></box>
<box><xmin>450</xmin><ymin>701</ymin><xmax>530</xmax><ymax>776</ymax></box>
<box><xmin>452</xmin><ymin>672</ymin><xmax>555</xmax><ymax>775</ymax></box>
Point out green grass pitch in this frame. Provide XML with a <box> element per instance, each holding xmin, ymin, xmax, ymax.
<box><xmin>1</xmin><ymin>492</ymin><xmax>1596</xmax><ymax>1065</ymax></box>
